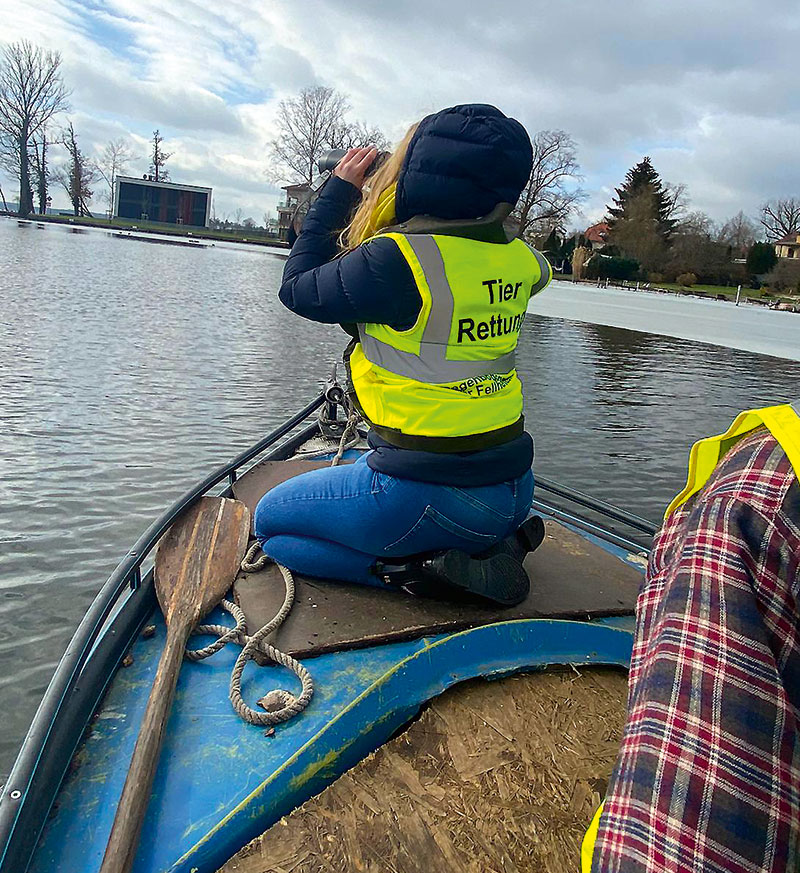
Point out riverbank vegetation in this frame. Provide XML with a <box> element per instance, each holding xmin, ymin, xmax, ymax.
<box><xmin>2</xmin><ymin>37</ymin><xmax>799</xmax><ymax>288</ymax></box>
<box><xmin>545</xmin><ymin>157</ymin><xmax>800</xmax><ymax>301</ymax></box>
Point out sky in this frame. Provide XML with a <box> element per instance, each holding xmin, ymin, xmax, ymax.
<box><xmin>1</xmin><ymin>0</ymin><xmax>798</xmax><ymax>228</ymax></box>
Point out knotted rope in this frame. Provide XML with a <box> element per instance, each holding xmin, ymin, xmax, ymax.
<box><xmin>331</xmin><ymin>408</ymin><xmax>361</xmax><ymax>466</ymax></box>
<box><xmin>185</xmin><ymin>402</ymin><xmax>362</xmax><ymax>728</ymax></box>
<box><xmin>186</xmin><ymin>558</ymin><xmax>314</xmax><ymax>726</ymax></box>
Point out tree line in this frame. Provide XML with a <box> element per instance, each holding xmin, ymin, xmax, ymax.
<box><xmin>2</xmin><ymin>37</ymin><xmax>798</xmax><ymax>276</ymax></box>
<box><xmin>558</xmin><ymin>156</ymin><xmax>800</xmax><ymax>294</ymax></box>
<box><xmin>0</xmin><ymin>41</ymin><xmax>173</xmax><ymax>218</ymax></box>
<box><xmin>0</xmin><ymin>40</ymin><xmax>586</xmax><ymax>236</ymax></box>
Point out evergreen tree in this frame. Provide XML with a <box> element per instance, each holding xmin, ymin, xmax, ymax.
<box><xmin>606</xmin><ymin>157</ymin><xmax>676</xmax><ymax>241</ymax></box>
<box><xmin>746</xmin><ymin>241</ymin><xmax>778</xmax><ymax>276</ymax></box>
<box><xmin>541</xmin><ymin>227</ymin><xmax>559</xmax><ymax>254</ymax></box>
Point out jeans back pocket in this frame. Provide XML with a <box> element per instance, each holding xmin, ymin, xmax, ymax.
<box><xmin>384</xmin><ymin>504</ymin><xmax>500</xmax><ymax>557</ymax></box>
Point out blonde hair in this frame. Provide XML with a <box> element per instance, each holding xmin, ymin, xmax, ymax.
<box><xmin>340</xmin><ymin>123</ymin><xmax>419</xmax><ymax>251</ymax></box>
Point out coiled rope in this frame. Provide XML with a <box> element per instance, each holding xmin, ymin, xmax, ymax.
<box><xmin>185</xmin><ymin>402</ymin><xmax>362</xmax><ymax>728</ymax></box>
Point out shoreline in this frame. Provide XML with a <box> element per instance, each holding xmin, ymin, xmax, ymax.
<box><xmin>1</xmin><ymin>211</ymin><xmax>290</xmax><ymax>248</ymax></box>
<box><xmin>556</xmin><ymin>273</ymin><xmax>799</xmax><ymax>312</ymax></box>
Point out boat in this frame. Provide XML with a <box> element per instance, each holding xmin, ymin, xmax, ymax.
<box><xmin>0</xmin><ymin>378</ymin><xmax>656</xmax><ymax>873</ymax></box>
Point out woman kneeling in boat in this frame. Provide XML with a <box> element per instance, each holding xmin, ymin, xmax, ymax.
<box><xmin>255</xmin><ymin>104</ymin><xmax>551</xmax><ymax>605</ymax></box>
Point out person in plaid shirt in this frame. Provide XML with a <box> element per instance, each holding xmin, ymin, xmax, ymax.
<box><xmin>584</xmin><ymin>403</ymin><xmax>800</xmax><ymax>873</ymax></box>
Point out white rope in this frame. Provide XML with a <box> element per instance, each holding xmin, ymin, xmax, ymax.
<box><xmin>184</xmin><ymin>401</ymin><xmax>362</xmax><ymax>728</ymax></box>
<box><xmin>186</xmin><ymin>560</ymin><xmax>313</xmax><ymax>726</ymax></box>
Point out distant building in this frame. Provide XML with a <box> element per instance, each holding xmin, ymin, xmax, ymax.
<box><xmin>277</xmin><ymin>183</ymin><xmax>311</xmax><ymax>241</ymax></box>
<box><xmin>584</xmin><ymin>221</ymin><xmax>609</xmax><ymax>251</ymax></box>
<box><xmin>113</xmin><ymin>175</ymin><xmax>212</xmax><ymax>227</ymax></box>
<box><xmin>774</xmin><ymin>232</ymin><xmax>800</xmax><ymax>259</ymax></box>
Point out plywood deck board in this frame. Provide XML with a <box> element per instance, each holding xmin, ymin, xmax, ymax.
<box><xmin>232</xmin><ymin>459</ymin><xmax>642</xmax><ymax>659</ymax></box>
<box><xmin>219</xmin><ymin>667</ymin><xmax>627</xmax><ymax>873</ymax></box>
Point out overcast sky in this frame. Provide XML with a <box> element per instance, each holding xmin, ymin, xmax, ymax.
<box><xmin>2</xmin><ymin>0</ymin><xmax>798</xmax><ymax>228</ymax></box>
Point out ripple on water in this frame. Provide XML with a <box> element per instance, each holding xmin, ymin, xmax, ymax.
<box><xmin>2</xmin><ymin>219</ymin><xmax>800</xmax><ymax>776</ymax></box>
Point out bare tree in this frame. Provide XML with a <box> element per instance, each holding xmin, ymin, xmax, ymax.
<box><xmin>0</xmin><ymin>41</ymin><xmax>70</xmax><ymax>217</ymax></box>
<box><xmin>55</xmin><ymin>122</ymin><xmax>98</xmax><ymax>216</ymax></box>
<box><xmin>663</xmin><ymin>182</ymin><xmax>689</xmax><ymax>223</ymax></box>
<box><xmin>149</xmin><ymin>129</ymin><xmax>171</xmax><ymax>182</ymax></box>
<box><xmin>668</xmin><ymin>210</ymin><xmax>731</xmax><ymax>283</ymax></box>
<box><xmin>96</xmin><ymin>138</ymin><xmax>135</xmax><ymax>213</ymax></box>
<box><xmin>512</xmin><ymin>130</ymin><xmax>585</xmax><ymax>241</ymax></box>
<box><xmin>29</xmin><ymin>128</ymin><xmax>59</xmax><ymax>214</ymax></box>
<box><xmin>760</xmin><ymin>198</ymin><xmax>800</xmax><ymax>241</ymax></box>
<box><xmin>268</xmin><ymin>86</ymin><xmax>350</xmax><ymax>186</ymax></box>
<box><xmin>329</xmin><ymin>118</ymin><xmax>389</xmax><ymax>152</ymax></box>
<box><xmin>717</xmin><ymin>210</ymin><xmax>758</xmax><ymax>255</ymax></box>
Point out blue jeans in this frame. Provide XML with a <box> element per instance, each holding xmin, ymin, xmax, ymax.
<box><xmin>253</xmin><ymin>453</ymin><xmax>534</xmax><ymax>586</ymax></box>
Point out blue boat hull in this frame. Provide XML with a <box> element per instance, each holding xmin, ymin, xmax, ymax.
<box><xmin>30</xmin><ymin>616</ymin><xmax>632</xmax><ymax>873</ymax></box>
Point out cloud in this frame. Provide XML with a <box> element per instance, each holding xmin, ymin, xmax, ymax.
<box><xmin>2</xmin><ymin>0</ymin><xmax>798</xmax><ymax>223</ymax></box>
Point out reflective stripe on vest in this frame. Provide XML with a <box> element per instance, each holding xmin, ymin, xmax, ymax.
<box><xmin>357</xmin><ymin>234</ymin><xmax>549</xmax><ymax>385</ymax></box>
<box><xmin>349</xmin><ymin>231</ymin><xmax>548</xmax><ymax>443</ymax></box>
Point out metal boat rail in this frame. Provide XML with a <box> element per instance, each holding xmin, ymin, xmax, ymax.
<box><xmin>0</xmin><ymin>394</ymin><xmax>326</xmax><ymax>873</ymax></box>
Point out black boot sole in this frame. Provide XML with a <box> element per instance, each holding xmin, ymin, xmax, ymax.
<box><xmin>422</xmin><ymin>549</ymin><xmax>530</xmax><ymax>607</ymax></box>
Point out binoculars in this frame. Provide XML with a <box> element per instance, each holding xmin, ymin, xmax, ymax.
<box><xmin>287</xmin><ymin>148</ymin><xmax>391</xmax><ymax>247</ymax></box>
<box><xmin>317</xmin><ymin>149</ymin><xmax>389</xmax><ymax>177</ymax></box>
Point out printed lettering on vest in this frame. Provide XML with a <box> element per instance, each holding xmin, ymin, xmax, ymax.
<box><xmin>457</xmin><ymin>312</ymin><xmax>525</xmax><ymax>344</ymax></box>
<box><xmin>482</xmin><ymin>279</ymin><xmax>522</xmax><ymax>304</ymax></box>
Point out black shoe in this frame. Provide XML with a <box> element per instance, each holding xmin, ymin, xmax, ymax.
<box><xmin>517</xmin><ymin>515</ymin><xmax>546</xmax><ymax>554</ymax></box>
<box><xmin>477</xmin><ymin>515</ymin><xmax>546</xmax><ymax>563</ymax></box>
<box><xmin>373</xmin><ymin>516</ymin><xmax>544</xmax><ymax>607</ymax></box>
<box><xmin>419</xmin><ymin>548</ymin><xmax>530</xmax><ymax>606</ymax></box>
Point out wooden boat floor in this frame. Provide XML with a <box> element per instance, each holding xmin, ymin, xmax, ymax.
<box><xmin>232</xmin><ymin>460</ymin><xmax>643</xmax><ymax>658</ymax></box>
<box><xmin>219</xmin><ymin>666</ymin><xmax>627</xmax><ymax>873</ymax></box>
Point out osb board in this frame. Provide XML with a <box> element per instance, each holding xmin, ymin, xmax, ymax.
<box><xmin>233</xmin><ymin>518</ymin><xmax>642</xmax><ymax>659</ymax></box>
<box><xmin>218</xmin><ymin>667</ymin><xmax>627</xmax><ymax>873</ymax></box>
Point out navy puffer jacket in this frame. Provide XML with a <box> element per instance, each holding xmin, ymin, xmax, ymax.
<box><xmin>278</xmin><ymin>104</ymin><xmax>536</xmax><ymax>485</ymax></box>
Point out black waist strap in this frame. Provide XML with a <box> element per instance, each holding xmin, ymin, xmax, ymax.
<box><xmin>370</xmin><ymin>416</ymin><xmax>525</xmax><ymax>453</ymax></box>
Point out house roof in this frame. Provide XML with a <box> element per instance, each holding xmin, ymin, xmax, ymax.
<box><xmin>584</xmin><ymin>221</ymin><xmax>608</xmax><ymax>244</ymax></box>
<box><xmin>774</xmin><ymin>232</ymin><xmax>800</xmax><ymax>245</ymax></box>
<box><xmin>282</xmin><ymin>183</ymin><xmax>312</xmax><ymax>195</ymax></box>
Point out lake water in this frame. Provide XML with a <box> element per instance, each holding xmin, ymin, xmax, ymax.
<box><xmin>1</xmin><ymin>217</ymin><xmax>799</xmax><ymax>777</ymax></box>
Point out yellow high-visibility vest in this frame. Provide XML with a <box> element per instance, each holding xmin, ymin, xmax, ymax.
<box><xmin>348</xmin><ymin>231</ymin><xmax>551</xmax><ymax>450</ymax></box>
<box><xmin>664</xmin><ymin>402</ymin><xmax>800</xmax><ymax>517</ymax></box>
<box><xmin>581</xmin><ymin>401</ymin><xmax>800</xmax><ymax>872</ymax></box>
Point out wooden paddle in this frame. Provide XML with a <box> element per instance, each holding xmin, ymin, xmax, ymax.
<box><xmin>99</xmin><ymin>496</ymin><xmax>250</xmax><ymax>873</ymax></box>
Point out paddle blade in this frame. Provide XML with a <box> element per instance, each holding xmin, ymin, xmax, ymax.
<box><xmin>154</xmin><ymin>496</ymin><xmax>250</xmax><ymax>625</ymax></box>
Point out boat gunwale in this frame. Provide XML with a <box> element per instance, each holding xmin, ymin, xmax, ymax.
<box><xmin>0</xmin><ymin>394</ymin><xmax>326</xmax><ymax>873</ymax></box>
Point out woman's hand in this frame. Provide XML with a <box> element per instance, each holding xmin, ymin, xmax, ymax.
<box><xmin>334</xmin><ymin>146</ymin><xmax>378</xmax><ymax>191</ymax></box>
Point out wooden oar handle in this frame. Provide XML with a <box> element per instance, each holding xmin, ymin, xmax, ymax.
<box><xmin>99</xmin><ymin>621</ymin><xmax>192</xmax><ymax>873</ymax></box>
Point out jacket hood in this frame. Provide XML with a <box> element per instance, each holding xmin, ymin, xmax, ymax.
<box><xmin>394</xmin><ymin>104</ymin><xmax>532</xmax><ymax>224</ymax></box>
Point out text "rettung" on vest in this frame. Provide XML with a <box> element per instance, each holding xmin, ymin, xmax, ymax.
<box><xmin>457</xmin><ymin>279</ymin><xmax>526</xmax><ymax>343</ymax></box>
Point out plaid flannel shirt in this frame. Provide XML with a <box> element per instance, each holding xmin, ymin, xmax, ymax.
<box><xmin>593</xmin><ymin>427</ymin><xmax>800</xmax><ymax>873</ymax></box>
